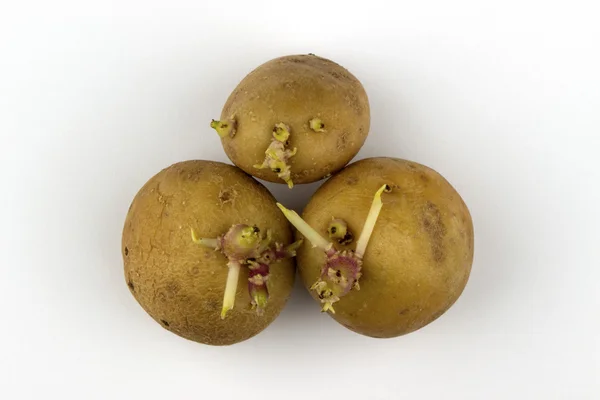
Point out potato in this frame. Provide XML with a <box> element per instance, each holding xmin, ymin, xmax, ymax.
<box><xmin>122</xmin><ymin>161</ymin><xmax>296</xmax><ymax>345</ymax></box>
<box><xmin>279</xmin><ymin>157</ymin><xmax>474</xmax><ymax>338</ymax></box>
<box><xmin>211</xmin><ymin>54</ymin><xmax>370</xmax><ymax>187</ymax></box>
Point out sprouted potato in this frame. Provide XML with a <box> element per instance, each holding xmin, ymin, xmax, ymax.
<box><xmin>122</xmin><ymin>161</ymin><xmax>299</xmax><ymax>345</ymax></box>
<box><xmin>210</xmin><ymin>54</ymin><xmax>370</xmax><ymax>187</ymax></box>
<box><xmin>278</xmin><ymin>157</ymin><xmax>474</xmax><ymax>338</ymax></box>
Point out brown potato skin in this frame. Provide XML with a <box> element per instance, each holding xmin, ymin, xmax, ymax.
<box><xmin>122</xmin><ymin>161</ymin><xmax>295</xmax><ymax>345</ymax></box>
<box><xmin>297</xmin><ymin>158</ymin><xmax>474</xmax><ymax>338</ymax></box>
<box><xmin>219</xmin><ymin>54</ymin><xmax>370</xmax><ymax>184</ymax></box>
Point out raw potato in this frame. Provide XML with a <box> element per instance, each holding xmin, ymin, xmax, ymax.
<box><xmin>122</xmin><ymin>161</ymin><xmax>295</xmax><ymax>345</ymax></box>
<box><xmin>214</xmin><ymin>54</ymin><xmax>370</xmax><ymax>186</ymax></box>
<box><xmin>296</xmin><ymin>158</ymin><xmax>474</xmax><ymax>338</ymax></box>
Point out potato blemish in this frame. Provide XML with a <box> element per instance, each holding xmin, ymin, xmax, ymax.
<box><xmin>218</xmin><ymin>188</ymin><xmax>237</xmax><ymax>205</ymax></box>
<box><xmin>422</xmin><ymin>201</ymin><xmax>447</xmax><ymax>263</ymax></box>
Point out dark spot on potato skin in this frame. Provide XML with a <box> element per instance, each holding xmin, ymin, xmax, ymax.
<box><xmin>166</xmin><ymin>281</ymin><xmax>180</xmax><ymax>297</ymax></box>
<box><xmin>337</xmin><ymin>132</ymin><xmax>348</xmax><ymax>150</ymax></box>
<box><xmin>206</xmin><ymin>298</ymin><xmax>220</xmax><ymax>311</ymax></box>
<box><xmin>282</xmin><ymin>81</ymin><xmax>301</xmax><ymax>91</ymax></box>
<box><xmin>345</xmin><ymin>175</ymin><xmax>358</xmax><ymax>185</ymax></box>
<box><xmin>422</xmin><ymin>201</ymin><xmax>447</xmax><ymax>262</ymax></box>
<box><xmin>345</xmin><ymin>93</ymin><xmax>362</xmax><ymax>114</ymax></box>
<box><xmin>176</xmin><ymin>162</ymin><xmax>206</xmax><ymax>182</ymax></box>
<box><xmin>124</xmin><ymin>247</ymin><xmax>129</xmax><ymax>256</ymax></box>
<box><xmin>398</xmin><ymin>308</ymin><xmax>410</xmax><ymax>315</ymax></box>
<box><xmin>219</xmin><ymin>189</ymin><xmax>233</xmax><ymax>204</ymax></box>
<box><xmin>329</xmin><ymin>69</ymin><xmax>352</xmax><ymax>81</ymax></box>
<box><xmin>420</xmin><ymin>173</ymin><xmax>429</xmax><ymax>183</ymax></box>
<box><xmin>127</xmin><ymin>280</ymin><xmax>135</xmax><ymax>291</ymax></box>
<box><xmin>160</xmin><ymin>319</ymin><xmax>170</xmax><ymax>327</ymax></box>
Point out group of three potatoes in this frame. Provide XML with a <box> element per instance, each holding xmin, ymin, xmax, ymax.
<box><xmin>122</xmin><ymin>54</ymin><xmax>474</xmax><ymax>345</ymax></box>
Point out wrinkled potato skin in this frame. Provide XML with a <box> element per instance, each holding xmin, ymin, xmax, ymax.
<box><xmin>122</xmin><ymin>161</ymin><xmax>295</xmax><ymax>345</ymax></box>
<box><xmin>220</xmin><ymin>54</ymin><xmax>370</xmax><ymax>184</ymax></box>
<box><xmin>297</xmin><ymin>158</ymin><xmax>474</xmax><ymax>338</ymax></box>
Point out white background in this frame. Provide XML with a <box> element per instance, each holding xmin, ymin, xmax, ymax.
<box><xmin>1</xmin><ymin>1</ymin><xmax>599</xmax><ymax>399</ymax></box>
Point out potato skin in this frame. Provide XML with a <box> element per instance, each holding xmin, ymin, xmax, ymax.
<box><xmin>297</xmin><ymin>158</ymin><xmax>474</xmax><ymax>338</ymax></box>
<box><xmin>219</xmin><ymin>54</ymin><xmax>370</xmax><ymax>184</ymax></box>
<box><xmin>122</xmin><ymin>161</ymin><xmax>295</xmax><ymax>345</ymax></box>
